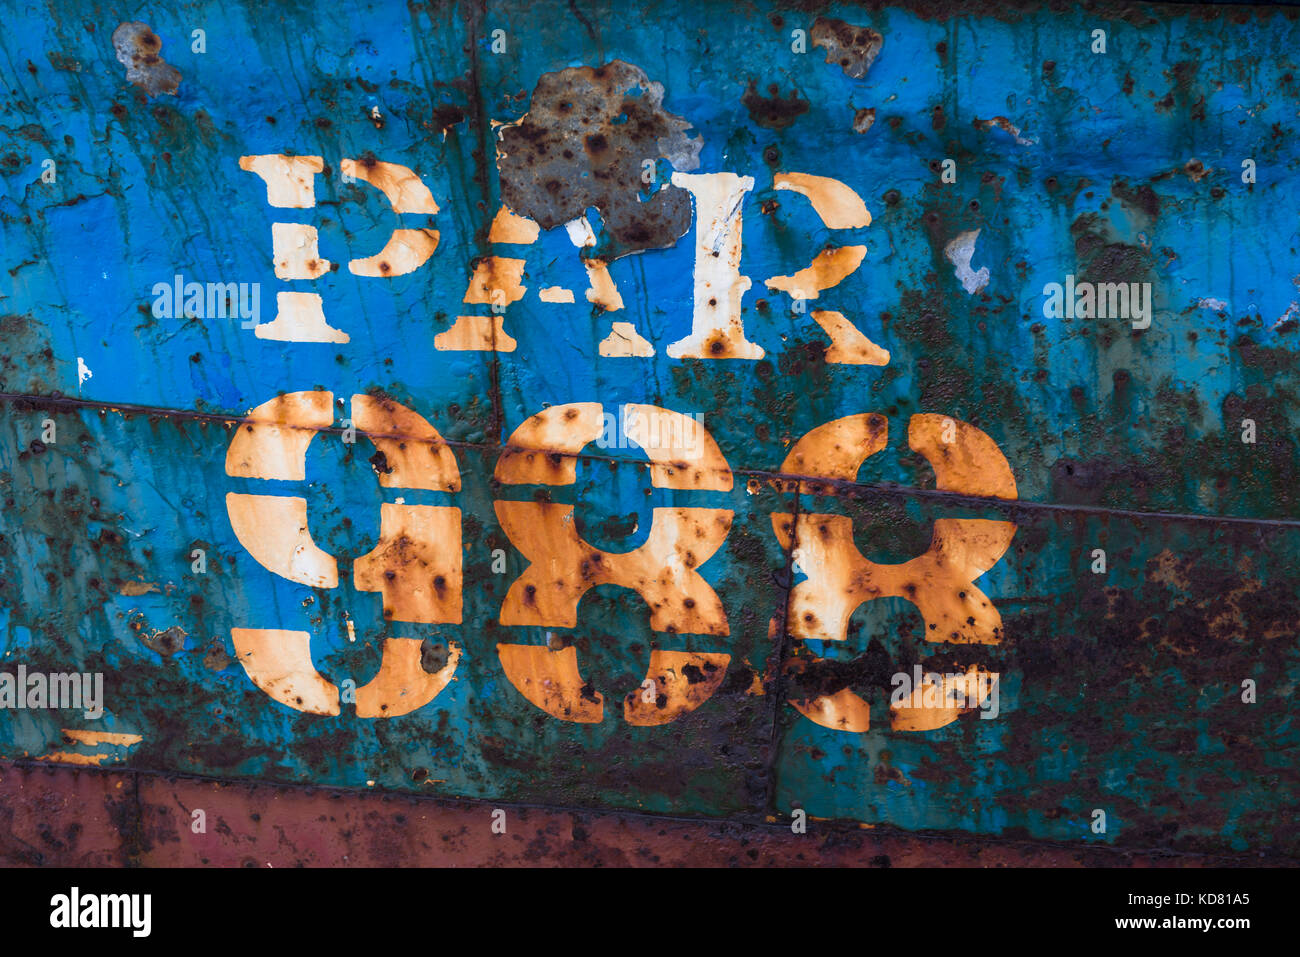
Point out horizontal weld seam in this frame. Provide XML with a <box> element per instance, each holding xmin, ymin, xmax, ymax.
<box><xmin>4</xmin><ymin>390</ymin><xmax>1298</xmax><ymax>528</ymax></box>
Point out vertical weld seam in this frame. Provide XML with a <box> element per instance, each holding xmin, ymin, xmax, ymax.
<box><xmin>125</xmin><ymin>768</ymin><xmax>144</xmax><ymax>866</ymax></box>
<box><xmin>463</xmin><ymin>0</ymin><xmax>504</xmax><ymax>444</ymax></box>
<box><xmin>760</xmin><ymin>486</ymin><xmax>803</xmax><ymax>820</ymax></box>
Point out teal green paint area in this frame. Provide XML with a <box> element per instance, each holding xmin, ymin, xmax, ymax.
<box><xmin>1</xmin><ymin>0</ymin><xmax>1299</xmax><ymax>859</ymax></box>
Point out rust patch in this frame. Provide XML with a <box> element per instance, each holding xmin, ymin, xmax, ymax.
<box><xmin>742</xmin><ymin>81</ymin><xmax>810</xmax><ymax>129</ymax></box>
<box><xmin>202</xmin><ymin>641</ymin><xmax>231</xmax><ymax>672</ymax></box>
<box><xmin>142</xmin><ymin>625</ymin><xmax>186</xmax><ymax>657</ymax></box>
<box><xmin>496</xmin><ymin>60</ymin><xmax>701</xmax><ymax>262</ymax></box>
<box><xmin>1111</xmin><ymin>180</ymin><xmax>1162</xmax><ymax>220</ymax></box>
<box><xmin>810</xmin><ymin>17</ymin><xmax>884</xmax><ymax>80</ymax></box>
<box><xmin>110</xmin><ymin>22</ymin><xmax>180</xmax><ymax>97</ymax></box>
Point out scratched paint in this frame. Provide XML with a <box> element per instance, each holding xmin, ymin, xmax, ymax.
<box><xmin>2</xmin><ymin>0</ymin><xmax>1299</xmax><ymax>860</ymax></box>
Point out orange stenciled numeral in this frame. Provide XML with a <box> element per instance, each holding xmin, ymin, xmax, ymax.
<box><xmin>772</xmin><ymin>412</ymin><xmax>1017</xmax><ymax>732</ymax></box>
<box><xmin>494</xmin><ymin>402</ymin><xmax>734</xmax><ymax>724</ymax></box>
<box><xmin>224</xmin><ymin>391</ymin><xmax>463</xmax><ymax>716</ymax></box>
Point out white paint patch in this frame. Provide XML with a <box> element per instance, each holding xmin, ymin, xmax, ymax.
<box><xmin>974</xmin><ymin>116</ymin><xmax>1037</xmax><ymax>146</ymax></box>
<box><xmin>539</xmin><ymin>286</ymin><xmax>576</xmax><ymax>304</ymax></box>
<box><xmin>1274</xmin><ymin>301</ymin><xmax>1300</xmax><ymax>330</ymax></box>
<box><xmin>944</xmin><ymin>229</ymin><xmax>989</xmax><ymax>295</ymax></box>
<box><xmin>665</xmin><ymin>171</ymin><xmax>763</xmax><ymax>359</ymax></box>
<box><xmin>1196</xmin><ymin>298</ymin><xmax>1228</xmax><ymax>312</ymax></box>
<box><xmin>76</xmin><ymin>357</ymin><xmax>93</xmax><ymax>389</ymax></box>
<box><xmin>598</xmin><ymin>321</ymin><xmax>654</xmax><ymax>357</ymax></box>
<box><xmin>565</xmin><ymin>217</ymin><xmax>596</xmax><ymax>248</ymax></box>
<box><xmin>257</xmin><ymin>292</ymin><xmax>349</xmax><ymax>343</ymax></box>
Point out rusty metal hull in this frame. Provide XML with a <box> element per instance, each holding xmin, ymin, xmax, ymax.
<box><xmin>2</xmin><ymin>0</ymin><xmax>1299</xmax><ymax>863</ymax></box>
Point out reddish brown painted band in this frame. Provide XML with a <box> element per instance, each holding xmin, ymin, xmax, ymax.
<box><xmin>0</xmin><ymin>760</ymin><xmax>1284</xmax><ymax>868</ymax></box>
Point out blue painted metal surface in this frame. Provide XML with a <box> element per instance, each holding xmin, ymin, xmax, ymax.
<box><xmin>1</xmin><ymin>0</ymin><xmax>1299</xmax><ymax>858</ymax></box>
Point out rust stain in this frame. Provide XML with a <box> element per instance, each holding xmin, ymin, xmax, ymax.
<box><xmin>496</xmin><ymin>60</ymin><xmax>701</xmax><ymax>261</ymax></box>
<box><xmin>810</xmin><ymin>17</ymin><xmax>884</xmax><ymax>80</ymax></box>
<box><xmin>110</xmin><ymin>21</ymin><xmax>180</xmax><ymax>96</ymax></box>
<box><xmin>742</xmin><ymin>81</ymin><xmax>810</xmax><ymax>129</ymax></box>
<box><xmin>117</xmin><ymin>580</ymin><xmax>158</xmax><ymax>596</ymax></box>
<box><xmin>142</xmin><ymin>624</ymin><xmax>186</xmax><ymax>657</ymax></box>
<box><xmin>973</xmin><ymin>115</ymin><xmax>1036</xmax><ymax>146</ymax></box>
